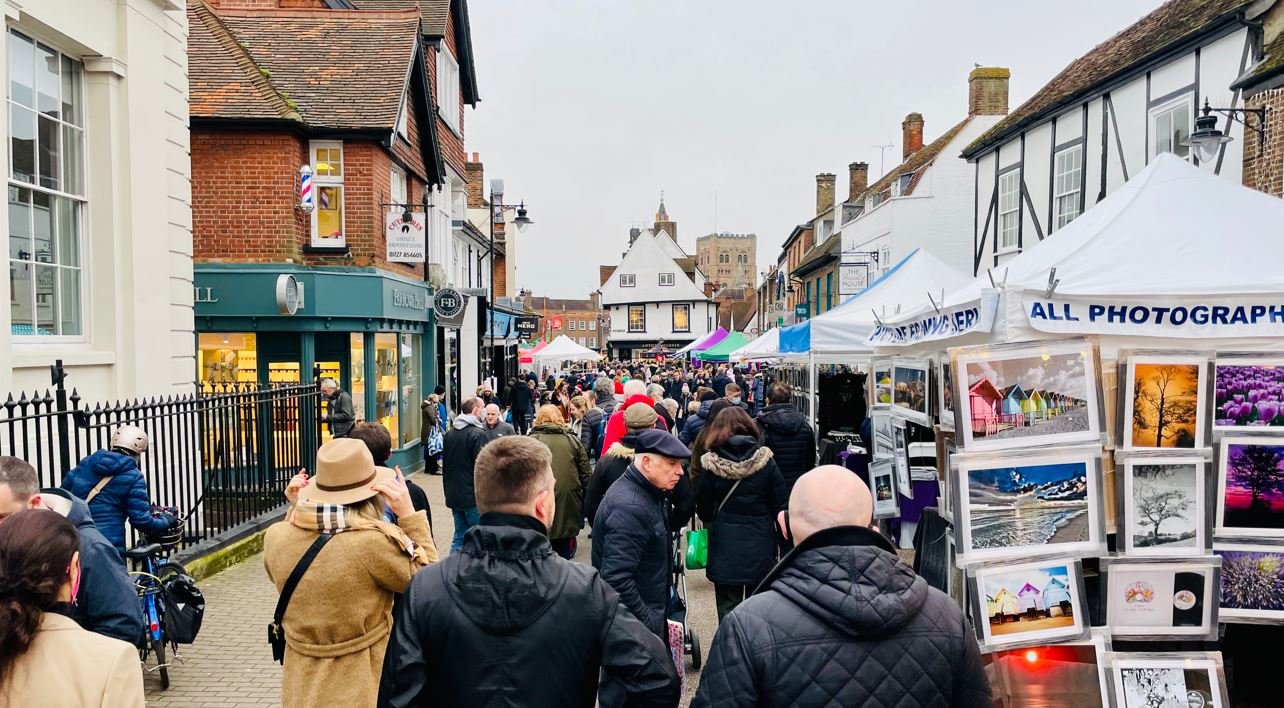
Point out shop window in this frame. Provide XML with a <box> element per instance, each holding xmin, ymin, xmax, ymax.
<box><xmin>197</xmin><ymin>333</ymin><xmax>258</xmax><ymax>387</ymax></box>
<box><xmin>1053</xmin><ymin>145</ymin><xmax>1082</xmax><ymax>230</ymax></box>
<box><xmin>628</xmin><ymin>305</ymin><xmax>645</xmax><ymax>332</ymax></box>
<box><xmin>1150</xmin><ymin>96</ymin><xmax>1192</xmax><ymax>161</ymax></box>
<box><xmin>398</xmin><ymin>333</ymin><xmax>421</xmax><ymax>447</ymax></box>
<box><xmin>436</xmin><ymin>46</ymin><xmax>461</xmax><ymax>133</ymax></box>
<box><xmin>375</xmin><ymin>333</ymin><xmax>399</xmax><ymax>441</ymax></box>
<box><xmin>8</xmin><ymin>29</ymin><xmax>84</xmax><ymax>338</ymax></box>
<box><xmin>998</xmin><ymin>171</ymin><xmax>1019</xmax><ymax>251</ymax></box>
<box><xmin>673</xmin><ymin>303</ymin><xmax>690</xmax><ymax>333</ymax></box>
<box><xmin>350</xmin><ymin>333</ymin><xmax>366</xmax><ymax>422</ymax></box>
<box><xmin>310</xmin><ymin>141</ymin><xmax>345</xmax><ymax>248</ymax></box>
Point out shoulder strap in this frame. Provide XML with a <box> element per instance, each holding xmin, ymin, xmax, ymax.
<box><xmin>274</xmin><ymin>534</ymin><xmax>332</xmax><ymax>625</ymax></box>
<box><xmin>84</xmin><ymin>475</ymin><xmax>113</xmax><ymax>504</ymax></box>
<box><xmin>716</xmin><ymin>479</ymin><xmax>743</xmax><ymax>514</ymax></box>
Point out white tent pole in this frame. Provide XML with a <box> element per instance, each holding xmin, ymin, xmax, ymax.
<box><xmin>809</xmin><ymin>351</ymin><xmax>818</xmax><ymax>443</ymax></box>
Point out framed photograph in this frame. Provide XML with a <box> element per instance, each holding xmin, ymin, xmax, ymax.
<box><xmin>1120</xmin><ymin>456</ymin><xmax>1207</xmax><ymax>556</ymax></box>
<box><xmin>952</xmin><ymin>339</ymin><xmax>1103</xmax><ymax>452</ymax></box>
<box><xmin>1121</xmin><ymin>354</ymin><xmax>1207</xmax><ymax>449</ymax></box>
<box><xmin>1213</xmin><ymin>543</ymin><xmax>1284</xmax><ymax>622</ymax></box>
<box><xmin>973</xmin><ymin>558</ymin><xmax>1086</xmax><ymax>647</ymax></box>
<box><xmin>982</xmin><ymin>635</ymin><xmax>1108</xmax><ymax>707</ymax></box>
<box><xmin>938</xmin><ymin>360</ymin><xmax>956</xmax><ymax>430</ymax></box>
<box><xmin>871</xmin><ymin>358</ymin><xmax>892</xmax><ymax>408</ymax></box>
<box><xmin>871</xmin><ymin>412</ymin><xmax>895</xmax><ymax>460</ymax></box>
<box><xmin>1109</xmin><ymin>653</ymin><xmax>1228</xmax><ymax>708</ymax></box>
<box><xmin>893</xmin><ymin>419</ymin><xmax>913</xmax><ymax>500</ymax></box>
<box><xmin>871</xmin><ymin>459</ymin><xmax>899</xmax><ymax>519</ymax></box>
<box><xmin>1212</xmin><ymin>355</ymin><xmax>1284</xmax><ymax>431</ymax></box>
<box><xmin>955</xmin><ymin>447</ymin><xmax>1104</xmax><ymax>564</ymax></box>
<box><xmin>892</xmin><ymin>357</ymin><xmax>931</xmax><ymax>426</ymax></box>
<box><xmin>1102</xmin><ymin>559</ymin><xmax>1219</xmax><ymax>638</ymax></box>
<box><xmin>1215</xmin><ymin>437</ymin><xmax>1284</xmax><ymax>538</ymax></box>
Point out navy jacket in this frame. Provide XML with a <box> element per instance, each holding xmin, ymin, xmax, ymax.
<box><xmin>61</xmin><ymin>449</ymin><xmax>171</xmax><ymax>555</ymax></box>
<box><xmin>44</xmin><ymin>489</ymin><xmax>145</xmax><ymax>644</ymax></box>
<box><xmin>591</xmin><ymin>466</ymin><xmax>671</xmax><ymax>640</ymax></box>
<box><xmin>679</xmin><ymin>399</ymin><xmax>715</xmax><ymax>446</ymax></box>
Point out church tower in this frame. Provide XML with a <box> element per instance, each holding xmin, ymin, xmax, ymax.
<box><xmin>653</xmin><ymin>192</ymin><xmax>677</xmax><ymax>242</ymax></box>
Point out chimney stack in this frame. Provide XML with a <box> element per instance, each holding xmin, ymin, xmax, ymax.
<box><xmin>815</xmin><ymin>173</ymin><xmax>836</xmax><ymax>214</ymax></box>
<box><xmin>968</xmin><ymin>67</ymin><xmax>1010</xmax><ymax>116</ymax></box>
<box><xmin>902</xmin><ymin>113</ymin><xmax>924</xmax><ymax>161</ymax></box>
<box><xmin>848</xmin><ymin>162</ymin><xmax>869</xmax><ymax>202</ymax></box>
<box><xmin>464</xmin><ymin>153</ymin><xmax>485</xmax><ymax>209</ymax></box>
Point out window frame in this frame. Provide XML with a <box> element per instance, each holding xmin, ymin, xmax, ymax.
<box><xmin>8</xmin><ymin>27</ymin><xmax>88</xmax><ymax>341</ymax></box>
<box><xmin>309</xmin><ymin>140</ymin><xmax>346</xmax><ymax>248</ymax></box>
<box><xmin>588</xmin><ymin>319</ymin><xmax>596</xmax><ymax>331</ymax></box>
<box><xmin>658</xmin><ymin>272</ymin><xmax>675</xmax><ymax>286</ymax></box>
<box><xmin>436</xmin><ymin>46</ymin><xmax>462</xmax><ymax>133</ymax></box>
<box><xmin>1052</xmin><ymin>145</ymin><xmax>1083</xmax><ymax>231</ymax></box>
<box><xmin>390</xmin><ymin>163</ymin><xmax>407</xmax><ymax>209</ymax></box>
<box><xmin>588</xmin><ymin>336</ymin><xmax>596</xmax><ymax>348</ymax></box>
<box><xmin>568</xmin><ymin>319</ymin><xmax>576</xmax><ymax>331</ymax></box>
<box><xmin>1149</xmin><ymin>94</ymin><xmax>1193</xmax><ymax>161</ymax></box>
<box><xmin>997</xmin><ymin>170</ymin><xmax>1020</xmax><ymax>252</ymax></box>
<box><xmin>619</xmin><ymin>273</ymin><xmax>636</xmax><ymax>287</ymax></box>
<box><xmin>672</xmin><ymin>303</ymin><xmax>690</xmax><ymax>333</ymax></box>
<box><xmin>627</xmin><ymin>304</ymin><xmax>646</xmax><ymax>333</ymax></box>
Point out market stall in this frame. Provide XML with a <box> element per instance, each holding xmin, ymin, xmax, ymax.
<box><xmin>518</xmin><ymin>338</ymin><xmax>549</xmax><ymax>367</ymax></box>
<box><xmin>674</xmin><ymin>326</ymin><xmax>728</xmax><ymax>358</ymax></box>
<box><xmin>729</xmin><ymin>328</ymin><xmax>781</xmax><ymax>362</ymax></box>
<box><xmin>693</xmin><ymin>331</ymin><xmax>750</xmax><ymax>363</ymax></box>
<box><xmin>529</xmin><ymin>335</ymin><xmax>603</xmax><ymax>369</ymax></box>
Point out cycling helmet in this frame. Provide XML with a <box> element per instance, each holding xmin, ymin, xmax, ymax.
<box><xmin>110</xmin><ymin>424</ymin><xmax>149</xmax><ymax>455</ymax></box>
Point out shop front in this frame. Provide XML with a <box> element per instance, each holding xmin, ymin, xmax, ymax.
<box><xmin>194</xmin><ymin>264</ymin><xmax>435</xmax><ymax>471</ymax></box>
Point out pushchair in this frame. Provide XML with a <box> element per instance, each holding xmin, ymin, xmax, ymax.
<box><xmin>668</xmin><ymin>525</ymin><xmax>702</xmax><ymax>669</ymax></box>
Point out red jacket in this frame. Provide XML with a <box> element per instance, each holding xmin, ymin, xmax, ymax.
<box><xmin>600</xmin><ymin>394</ymin><xmax>668</xmax><ymax>455</ymax></box>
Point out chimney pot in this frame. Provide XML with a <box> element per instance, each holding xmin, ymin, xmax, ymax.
<box><xmin>902</xmin><ymin>113</ymin><xmax>924</xmax><ymax>162</ymax></box>
<box><xmin>968</xmin><ymin>67</ymin><xmax>1010</xmax><ymax>117</ymax></box>
<box><xmin>847</xmin><ymin>162</ymin><xmax>869</xmax><ymax>202</ymax></box>
<box><xmin>815</xmin><ymin>173</ymin><xmax>837</xmax><ymax>214</ymax></box>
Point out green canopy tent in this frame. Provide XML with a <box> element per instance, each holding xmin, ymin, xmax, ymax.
<box><xmin>694</xmin><ymin>332</ymin><xmax>750</xmax><ymax>363</ymax></box>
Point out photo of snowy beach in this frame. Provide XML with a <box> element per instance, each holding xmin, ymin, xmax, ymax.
<box><xmin>959</xmin><ymin>455</ymin><xmax>1101</xmax><ymax>560</ymax></box>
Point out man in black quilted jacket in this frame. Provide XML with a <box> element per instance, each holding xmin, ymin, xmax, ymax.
<box><xmin>692</xmin><ymin>465</ymin><xmax>991</xmax><ymax>708</ymax></box>
<box><xmin>755</xmin><ymin>382</ymin><xmax>815</xmax><ymax>490</ymax></box>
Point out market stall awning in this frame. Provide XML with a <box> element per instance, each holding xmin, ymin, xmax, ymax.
<box><xmin>531</xmin><ymin>335</ymin><xmax>604</xmax><ymax>366</ymax></box>
<box><xmin>675</xmin><ymin>327</ymin><xmax>728</xmax><ymax>356</ymax></box>
<box><xmin>729</xmin><ymin>328</ymin><xmax>780</xmax><ymax>361</ymax></box>
<box><xmin>694</xmin><ymin>332</ymin><xmax>750</xmax><ymax>362</ymax></box>
<box><xmin>518</xmin><ymin>338</ymin><xmax>549</xmax><ymax>364</ymax></box>
<box><xmin>778</xmin><ymin>248</ymin><xmax>972</xmax><ymax>354</ymax></box>
<box><xmin>641</xmin><ymin>342</ymin><xmax>675</xmax><ymax>358</ymax></box>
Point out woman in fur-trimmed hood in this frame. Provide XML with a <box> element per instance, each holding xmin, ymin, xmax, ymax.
<box><xmin>696</xmin><ymin>406</ymin><xmax>788</xmax><ymax>621</ymax></box>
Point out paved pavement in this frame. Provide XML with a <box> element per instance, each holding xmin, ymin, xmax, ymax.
<box><xmin>145</xmin><ymin>470</ymin><xmax>721</xmax><ymax>706</ymax></box>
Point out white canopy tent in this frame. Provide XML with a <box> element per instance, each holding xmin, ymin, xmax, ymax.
<box><xmin>871</xmin><ymin>154</ymin><xmax>1284</xmax><ymax>358</ymax></box>
<box><xmin>728</xmin><ymin>328</ymin><xmax>778</xmax><ymax>361</ymax></box>
<box><xmin>530</xmin><ymin>335</ymin><xmax>604</xmax><ymax>367</ymax></box>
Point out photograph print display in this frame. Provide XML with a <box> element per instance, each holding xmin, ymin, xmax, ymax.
<box><xmin>975</xmin><ymin>559</ymin><xmax>1085</xmax><ymax>647</ymax></box>
<box><xmin>1216</xmin><ymin>437</ymin><xmax>1284</xmax><ymax>538</ymax></box>
<box><xmin>1121</xmin><ymin>457</ymin><xmax>1206</xmax><ymax>556</ymax></box>
<box><xmin>1122</xmin><ymin>355</ymin><xmax>1207</xmax><ymax>449</ymax></box>
<box><xmin>956</xmin><ymin>447</ymin><xmax>1102</xmax><ymax>563</ymax></box>
<box><xmin>1111</xmin><ymin>656</ymin><xmax>1225</xmax><ymax>708</ymax></box>
<box><xmin>871</xmin><ymin>413</ymin><xmax>895</xmax><ymax>459</ymax></box>
<box><xmin>893</xmin><ymin>420</ymin><xmax>913</xmax><ymax>499</ymax></box>
<box><xmin>892</xmin><ymin>357</ymin><xmax>931</xmax><ymax>426</ymax></box>
<box><xmin>953</xmin><ymin>339</ymin><xmax>1102</xmax><ymax>452</ymax></box>
<box><xmin>872</xmin><ymin>358</ymin><xmax>893</xmax><ymax>407</ymax></box>
<box><xmin>939</xmin><ymin>360</ymin><xmax>956</xmax><ymax>428</ymax></box>
<box><xmin>1212</xmin><ymin>356</ymin><xmax>1284</xmax><ymax>431</ymax></box>
<box><xmin>1104</xmin><ymin>561</ymin><xmax>1216</xmax><ymax>637</ymax></box>
<box><xmin>871</xmin><ymin>459</ymin><xmax>899</xmax><ymax>519</ymax></box>
<box><xmin>1214</xmin><ymin>543</ymin><xmax>1284</xmax><ymax>621</ymax></box>
<box><xmin>982</xmin><ymin>637</ymin><xmax>1108</xmax><ymax>708</ymax></box>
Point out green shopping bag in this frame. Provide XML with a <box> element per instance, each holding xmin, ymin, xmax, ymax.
<box><xmin>685</xmin><ymin>528</ymin><xmax>708</xmax><ymax>570</ymax></box>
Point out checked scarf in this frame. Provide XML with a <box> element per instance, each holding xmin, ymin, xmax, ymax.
<box><xmin>289</xmin><ymin>499</ymin><xmax>434</xmax><ymax>564</ymax></box>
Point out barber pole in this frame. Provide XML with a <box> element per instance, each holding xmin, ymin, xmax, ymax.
<box><xmin>299</xmin><ymin>165</ymin><xmax>314</xmax><ymax>212</ymax></box>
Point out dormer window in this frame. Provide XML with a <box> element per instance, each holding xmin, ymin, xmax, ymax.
<box><xmin>619</xmin><ymin>273</ymin><xmax>635</xmax><ymax>287</ymax></box>
<box><xmin>659</xmin><ymin>272</ymin><xmax>675</xmax><ymax>286</ymax></box>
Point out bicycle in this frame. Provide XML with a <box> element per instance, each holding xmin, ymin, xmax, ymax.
<box><xmin>126</xmin><ymin>506</ymin><xmax>188</xmax><ymax>690</ymax></box>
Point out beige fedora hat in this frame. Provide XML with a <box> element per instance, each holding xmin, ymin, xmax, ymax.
<box><xmin>297</xmin><ymin>437</ymin><xmax>395</xmax><ymax>506</ymax></box>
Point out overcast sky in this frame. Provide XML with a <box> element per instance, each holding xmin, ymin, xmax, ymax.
<box><xmin>466</xmin><ymin>0</ymin><xmax>1165</xmax><ymax>299</ymax></box>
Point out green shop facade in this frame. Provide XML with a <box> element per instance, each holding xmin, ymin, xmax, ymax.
<box><xmin>194</xmin><ymin>264</ymin><xmax>435</xmax><ymax>471</ymax></box>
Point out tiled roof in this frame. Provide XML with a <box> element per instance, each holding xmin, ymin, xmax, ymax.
<box><xmin>1235</xmin><ymin>29</ymin><xmax>1284</xmax><ymax>90</ymax></box>
<box><xmin>792</xmin><ymin>233</ymin><xmax>841</xmax><ymax>278</ymax></box>
<box><xmin>187</xmin><ymin>1</ymin><xmax>299</xmax><ymax>122</ymax></box>
<box><xmin>352</xmin><ymin>0</ymin><xmax>450</xmax><ymax>36</ymax></box>
<box><xmin>860</xmin><ymin>118</ymin><xmax>970</xmax><ymax>202</ymax></box>
<box><xmin>525</xmin><ymin>296</ymin><xmax>598</xmax><ymax>312</ymax></box>
<box><xmin>600</xmin><ymin>265</ymin><xmax>615</xmax><ymax>287</ymax></box>
<box><xmin>964</xmin><ymin>0</ymin><xmax>1253</xmax><ymax>157</ymax></box>
<box><xmin>190</xmin><ymin>1</ymin><xmax>420</xmax><ymax>131</ymax></box>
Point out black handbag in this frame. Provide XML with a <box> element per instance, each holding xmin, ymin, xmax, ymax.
<box><xmin>268</xmin><ymin>534</ymin><xmax>332</xmax><ymax>664</ymax></box>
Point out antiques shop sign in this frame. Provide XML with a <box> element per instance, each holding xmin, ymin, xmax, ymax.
<box><xmin>1024</xmin><ymin>293</ymin><xmax>1284</xmax><ymax>338</ymax></box>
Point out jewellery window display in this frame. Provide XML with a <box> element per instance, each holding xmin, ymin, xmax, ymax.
<box><xmin>398</xmin><ymin>333</ymin><xmax>422</xmax><ymax>447</ymax></box>
<box><xmin>374</xmin><ymin>333</ymin><xmax>399</xmax><ymax>439</ymax></box>
<box><xmin>198</xmin><ymin>333</ymin><xmax>258</xmax><ymax>386</ymax></box>
<box><xmin>349</xmin><ymin>333</ymin><xmax>366</xmax><ymax>422</ymax></box>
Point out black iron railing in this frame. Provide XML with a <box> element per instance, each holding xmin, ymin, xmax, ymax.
<box><xmin>0</xmin><ymin>361</ymin><xmax>322</xmax><ymax>549</ymax></box>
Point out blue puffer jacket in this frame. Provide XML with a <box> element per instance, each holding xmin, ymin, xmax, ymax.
<box><xmin>679</xmin><ymin>399</ymin><xmax>715</xmax><ymax>446</ymax></box>
<box><xmin>61</xmin><ymin>449</ymin><xmax>171</xmax><ymax>555</ymax></box>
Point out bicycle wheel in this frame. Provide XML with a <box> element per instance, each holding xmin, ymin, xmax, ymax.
<box><xmin>152</xmin><ymin>636</ymin><xmax>169</xmax><ymax>690</ymax></box>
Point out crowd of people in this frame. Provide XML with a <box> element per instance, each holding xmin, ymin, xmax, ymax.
<box><xmin>0</xmin><ymin>360</ymin><xmax>991</xmax><ymax>707</ymax></box>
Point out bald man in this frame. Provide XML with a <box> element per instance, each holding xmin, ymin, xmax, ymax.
<box><xmin>692</xmin><ymin>466</ymin><xmax>991</xmax><ymax>708</ymax></box>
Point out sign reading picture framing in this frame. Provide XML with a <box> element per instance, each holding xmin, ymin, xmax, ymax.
<box><xmin>386</xmin><ymin>212</ymin><xmax>427</xmax><ymax>263</ymax></box>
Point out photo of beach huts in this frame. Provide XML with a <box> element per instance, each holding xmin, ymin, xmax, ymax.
<box><xmin>963</xmin><ymin>459</ymin><xmax>1092</xmax><ymax>557</ymax></box>
<box><xmin>958</xmin><ymin>344</ymin><xmax>1097</xmax><ymax>450</ymax></box>
<box><xmin>1126</xmin><ymin>359</ymin><xmax>1204</xmax><ymax>448</ymax></box>
<box><xmin>982</xmin><ymin>642</ymin><xmax>1105</xmax><ymax>708</ymax></box>
<box><xmin>980</xmin><ymin>563</ymin><xmax>1079</xmax><ymax>640</ymax></box>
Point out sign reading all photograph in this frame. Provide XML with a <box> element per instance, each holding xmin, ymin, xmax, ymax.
<box><xmin>1025</xmin><ymin>294</ymin><xmax>1284</xmax><ymax>340</ymax></box>
<box><xmin>1215</xmin><ymin>437</ymin><xmax>1284</xmax><ymax>538</ymax></box>
<box><xmin>385</xmin><ymin>212</ymin><xmax>426</xmax><ymax>263</ymax></box>
<box><xmin>1211</xmin><ymin>356</ymin><xmax>1284</xmax><ymax>431</ymax></box>
<box><xmin>973</xmin><ymin>559</ymin><xmax>1087</xmax><ymax>647</ymax></box>
<box><xmin>951</xmin><ymin>339</ymin><xmax>1103</xmax><ymax>452</ymax></box>
<box><xmin>1120</xmin><ymin>456</ymin><xmax>1207</xmax><ymax>557</ymax></box>
<box><xmin>1214</xmin><ymin>543</ymin><xmax>1284</xmax><ymax>621</ymax></box>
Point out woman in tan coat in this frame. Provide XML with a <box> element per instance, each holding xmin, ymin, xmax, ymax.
<box><xmin>266</xmin><ymin>437</ymin><xmax>436</xmax><ymax>708</ymax></box>
<box><xmin>0</xmin><ymin>509</ymin><xmax>144</xmax><ymax>708</ymax></box>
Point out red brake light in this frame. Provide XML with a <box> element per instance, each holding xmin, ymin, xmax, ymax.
<box><xmin>1024</xmin><ymin>649</ymin><xmax>1039</xmax><ymax>664</ymax></box>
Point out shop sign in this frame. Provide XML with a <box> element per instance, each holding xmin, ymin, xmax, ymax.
<box><xmin>386</xmin><ymin>212</ymin><xmax>426</xmax><ymax>263</ymax></box>
<box><xmin>275</xmin><ymin>274</ymin><xmax>304</xmax><ymax>315</ymax></box>
<box><xmin>514</xmin><ymin>317</ymin><xmax>538</xmax><ymax>337</ymax></box>
<box><xmin>193</xmin><ymin>286</ymin><xmax>219</xmax><ymax>304</ymax></box>
<box><xmin>433</xmin><ymin>288</ymin><xmax>465</xmax><ymax>319</ymax></box>
<box><xmin>866</xmin><ymin>290</ymin><xmax>999</xmax><ymax>346</ymax></box>
<box><xmin>1023</xmin><ymin>293</ymin><xmax>1284</xmax><ymax>338</ymax></box>
<box><xmin>392</xmin><ymin>288</ymin><xmax>426</xmax><ymax>310</ymax></box>
<box><xmin>839</xmin><ymin>263</ymin><xmax>869</xmax><ymax>296</ymax></box>
<box><xmin>794</xmin><ymin>304</ymin><xmax>809</xmax><ymax>320</ymax></box>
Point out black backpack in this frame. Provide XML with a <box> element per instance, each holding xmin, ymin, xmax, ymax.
<box><xmin>163</xmin><ymin>573</ymin><xmax>206</xmax><ymax>644</ymax></box>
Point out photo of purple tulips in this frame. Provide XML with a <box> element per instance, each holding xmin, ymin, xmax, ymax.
<box><xmin>1213</xmin><ymin>360</ymin><xmax>1284</xmax><ymax>430</ymax></box>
